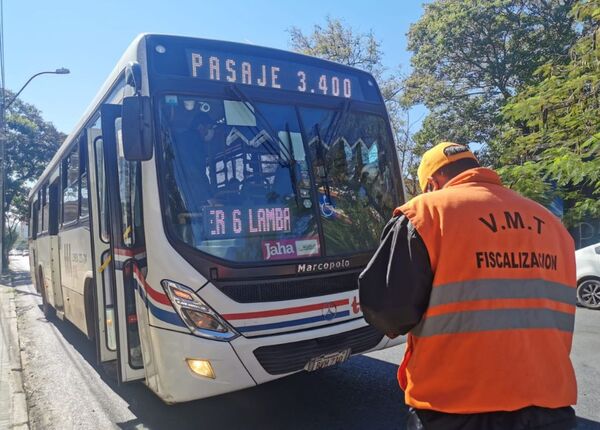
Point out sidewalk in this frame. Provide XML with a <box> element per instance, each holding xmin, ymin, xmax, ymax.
<box><xmin>0</xmin><ymin>274</ymin><xmax>29</xmax><ymax>430</ymax></box>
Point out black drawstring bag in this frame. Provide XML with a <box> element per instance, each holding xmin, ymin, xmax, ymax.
<box><xmin>358</xmin><ymin>216</ymin><xmax>405</xmax><ymax>336</ymax></box>
<box><xmin>359</xmin><ymin>215</ymin><xmax>431</xmax><ymax>337</ymax></box>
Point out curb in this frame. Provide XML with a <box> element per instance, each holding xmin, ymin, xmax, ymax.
<box><xmin>0</xmin><ymin>278</ymin><xmax>30</xmax><ymax>430</ymax></box>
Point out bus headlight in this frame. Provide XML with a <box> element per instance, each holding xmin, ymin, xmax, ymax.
<box><xmin>161</xmin><ymin>280</ymin><xmax>239</xmax><ymax>341</ymax></box>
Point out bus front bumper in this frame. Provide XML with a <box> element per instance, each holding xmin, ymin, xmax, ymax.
<box><xmin>231</xmin><ymin>318</ymin><xmax>390</xmax><ymax>384</ymax></box>
<box><xmin>147</xmin><ymin>318</ymin><xmax>395</xmax><ymax>404</ymax></box>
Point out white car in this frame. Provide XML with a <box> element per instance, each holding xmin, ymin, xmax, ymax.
<box><xmin>575</xmin><ymin>243</ymin><xmax>600</xmax><ymax>309</ymax></box>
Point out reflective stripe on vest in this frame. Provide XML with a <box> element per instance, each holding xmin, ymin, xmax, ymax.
<box><xmin>414</xmin><ymin>307</ymin><xmax>574</xmax><ymax>337</ymax></box>
<box><xmin>414</xmin><ymin>279</ymin><xmax>575</xmax><ymax>337</ymax></box>
<box><xmin>428</xmin><ymin>278</ymin><xmax>576</xmax><ymax>307</ymax></box>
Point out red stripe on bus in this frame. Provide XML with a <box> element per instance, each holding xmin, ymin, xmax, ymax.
<box><xmin>222</xmin><ymin>299</ymin><xmax>349</xmax><ymax>320</ymax></box>
<box><xmin>145</xmin><ymin>285</ymin><xmax>171</xmax><ymax>307</ymax></box>
<box><xmin>132</xmin><ymin>267</ymin><xmax>171</xmax><ymax>307</ymax></box>
<box><xmin>114</xmin><ymin>247</ymin><xmax>146</xmax><ymax>257</ymax></box>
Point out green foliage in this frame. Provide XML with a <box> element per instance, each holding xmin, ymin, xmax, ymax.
<box><xmin>4</xmin><ymin>91</ymin><xmax>65</xmax><ymax>221</ymax></box>
<box><xmin>289</xmin><ymin>17</ymin><xmax>383</xmax><ymax>75</ymax></box>
<box><xmin>288</xmin><ymin>17</ymin><xmax>420</xmax><ymax>195</ymax></box>
<box><xmin>404</xmin><ymin>0</ymin><xmax>578</xmax><ymax>155</ymax></box>
<box><xmin>499</xmin><ymin>0</ymin><xmax>600</xmax><ymax>227</ymax></box>
<box><xmin>2</xmin><ymin>91</ymin><xmax>65</xmax><ymax>267</ymax></box>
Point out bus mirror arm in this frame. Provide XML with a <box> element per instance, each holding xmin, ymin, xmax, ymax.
<box><xmin>122</xmin><ymin>95</ymin><xmax>154</xmax><ymax>161</ymax></box>
<box><xmin>125</xmin><ymin>62</ymin><xmax>143</xmax><ymax>95</ymax></box>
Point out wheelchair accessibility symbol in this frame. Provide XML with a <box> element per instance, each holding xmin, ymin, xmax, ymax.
<box><xmin>319</xmin><ymin>195</ymin><xmax>336</xmax><ymax>219</ymax></box>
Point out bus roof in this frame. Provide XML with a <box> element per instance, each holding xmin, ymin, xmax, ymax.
<box><xmin>29</xmin><ymin>34</ymin><xmax>380</xmax><ymax>199</ymax></box>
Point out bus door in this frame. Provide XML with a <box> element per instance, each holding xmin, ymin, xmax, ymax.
<box><xmin>47</xmin><ymin>173</ymin><xmax>65</xmax><ymax>315</ymax></box>
<box><xmin>87</xmin><ymin>124</ymin><xmax>117</xmax><ymax>365</ymax></box>
<box><xmin>98</xmin><ymin>104</ymin><xmax>147</xmax><ymax>383</ymax></box>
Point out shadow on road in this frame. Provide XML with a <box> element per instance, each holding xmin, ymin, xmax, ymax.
<box><xmin>46</xmin><ymin>312</ymin><xmax>409</xmax><ymax>430</ymax></box>
<box><xmin>2</xmin><ymin>267</ymin><xmax>34</xmax><ymax>289</ymax></box>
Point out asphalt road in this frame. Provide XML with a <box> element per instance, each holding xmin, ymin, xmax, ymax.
<box><xmin>6</xmin><ymin>256</ymin><xmax>600</xmax><ymax>430</ymax></box>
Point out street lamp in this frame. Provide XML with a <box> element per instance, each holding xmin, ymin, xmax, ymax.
<box><xmin>0</xmin><ymin>67</ymin><xmax>70</xmax><ymax>273</ymax></box>
<box><xmin>5</xmin><ymin>68</ymin><xmax>70</xmax><ymax>109</ymax></box>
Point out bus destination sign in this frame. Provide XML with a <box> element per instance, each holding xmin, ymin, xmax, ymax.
<box><xmin>187</xmin><ymin>49</ymin><xmax>365</xmax><ymax>100</ymax></box>
<box><xmin>203</xmin><ymin>205</ymin><xmax>292</xmax><ymax>240</ymax></box>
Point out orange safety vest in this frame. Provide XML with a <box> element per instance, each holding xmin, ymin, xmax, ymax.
<box><xmin>395</xmin><ymin>168</ymin><xmax>577</xmax><ymax>414</ymax></box>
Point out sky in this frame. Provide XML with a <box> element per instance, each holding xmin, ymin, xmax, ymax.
<box><xmin>4</xmin><ymin>0</ymin><xmax>426</xmax><ymax>135</ymax></box>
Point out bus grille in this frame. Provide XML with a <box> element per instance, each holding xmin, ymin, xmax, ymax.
<box><xmin>253</xmin><ymin>325</ymin><xmax>384</xmax><ymax>375</ymax></box>
<box><xmin>216</xmin><ymin>271</ymin><xmax>360</xmax><ymax>303</ymax></box>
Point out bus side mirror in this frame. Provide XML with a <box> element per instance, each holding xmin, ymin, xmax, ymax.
<box><xmin>122</xmin><ymin>96</ymin><xmax>153</xmax><ymax>161</ymax></box>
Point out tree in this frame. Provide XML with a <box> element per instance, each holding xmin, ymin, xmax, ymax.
<box><xmin>403</xmin><ymin>0</ymin><xmax>578</xmax><ymax>158</ymax></box>
<box><xmin>3</xmin><ymin>91</ymin><xmax>65</xmax><ymax>264</ymax></box>
<box><xmin>288</xmin><ymin>17</ymin><xmax>418</xmax><ymax>190</ymax></box>
<box><xmin>499</xmin><ymin>0</ymin><xmax>600</xmax><ymax>227</ymax></box>
<box><xmin>5</xmin><ymin>214</ymin><xmax>21</xmax><ymax>256</ymax></box>
<box><xmin>289</xmin><ymin>17</ymin><xmax>383</xmax><ymax>75</ymax></box>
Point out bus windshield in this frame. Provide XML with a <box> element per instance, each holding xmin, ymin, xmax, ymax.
<box><xmin>158</xmin><ymin>94</ymin><xmax>395</xmax><ymax>263</ymax></box>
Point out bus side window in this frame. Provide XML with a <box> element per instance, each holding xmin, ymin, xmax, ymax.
<box><xmin>115</xmin><ymin>118</ymin><xmax>144</xmax><ymax>248</ymax></box>
<box><xmin>79</xmin><ymin>135</ymin><xmax>89</xmax><ymax>220</ymax></box>
<box><xmin>28</xmin><ymin>202</ymin><xmax>33</xmax><ymax>239</ymax></box>
<box><xmin>48</xmin><ymin>179</ymin><xmax>60</xmax><ymax>235</ymax></box>
<box><xmin>37</xmin><ymin>189</ymin><xmax>44</xmax><ymax>234</ymax></box>
<box><xmin>63</xmin><ymin>145</ymin><xmax>80</xmax><ymax>224</ymax></box>
<box><xmin>87</xmin><ymin>115</ymin><xmax>110</xmax><ymax>242</ymax></box>
<box><xmin>42</xmin><ymin>184</ymin><xmax>50</xmax><ymax>233</ymax></box>
<box><xmin>94</xmin><ymin>143</ymin><xmax>110</xmax><ymax>243</ymax></box>
<box><xmin>30</xmin><ymin>199</ymin><xmax>39</xmax><ymax>239</ymax></box>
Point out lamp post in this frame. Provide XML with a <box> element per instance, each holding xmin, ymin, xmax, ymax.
<box><xmin>0</xmin><ymin>68</ymin><xmax>70</xmax><ymax>273</ymax></box>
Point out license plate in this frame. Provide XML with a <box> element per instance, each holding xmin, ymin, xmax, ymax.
<box><xmin>304</xmin><ymin>348</ymin><xmax>351</xmax><ymax>372</ymax></box>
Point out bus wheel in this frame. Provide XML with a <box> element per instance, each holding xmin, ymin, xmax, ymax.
<box><xmin>84</xmin><ymin>279</ymin><xmax>96</xmax><ymax>341</ymax></box>
<box><xmin>39</xmin><ymin>268</ymin><xmax>56</xmax><ymax>320</ymax></box>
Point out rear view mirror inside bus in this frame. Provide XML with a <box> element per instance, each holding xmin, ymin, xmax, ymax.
<box><xmin>122</xmin><ymin>96</ymin><xmax>153</xmax><ymax>161</ymax></box>
<box><xmin>224</xmin><ymin>100</ymin><xmax>256</xmax><ymax>127</ymax></box>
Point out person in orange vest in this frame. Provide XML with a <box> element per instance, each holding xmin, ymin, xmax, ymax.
<box><xmin>359</xmin><ymin>142</ymin><xmax>577</xmax><ymax>430</ymax></box>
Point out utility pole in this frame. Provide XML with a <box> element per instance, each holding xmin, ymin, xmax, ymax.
<box><xmin>0</xmin><ymin>0</ymin><xmax>6</xmax><ymax>275</ymax></box>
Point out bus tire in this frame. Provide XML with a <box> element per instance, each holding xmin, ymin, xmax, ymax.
<box><xmin>84</xmin><ymin>279</ymin><xmax>96</xmax><ymax>341</ymax></box>
<box><xmin>39</xmin><ymin>268</ymin><xmax>56</xmax><ymax>320</ymax></box>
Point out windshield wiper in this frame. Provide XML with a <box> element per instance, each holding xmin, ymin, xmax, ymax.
<box><xmin>311</xmin><ymin>100</ymin><xmax>352</xmax><ymax>206</ymax></box>
<box><xmin>324</xmin><ymin>99</ymin><xmax>352</xmax><ymax>149</ymax></box>
<box><xmin>314</xmin><ymin>123</ymin><xmax>333</xmax><ymax>205</ymax></box>
<box><xmin>285</xmin><ymin>123</ymin><xmax>300</xmax><ymax>207</ymax></box>
<box><xmin>227</xmin><ymin>84</ymin><xmax>293</xmax><ymax>165</ymax></box>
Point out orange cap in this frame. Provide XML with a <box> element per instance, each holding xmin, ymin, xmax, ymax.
<box><xmin>417</xmin><ymin>142</ymin><xmax>478</xmax><ymax>192</ymax></box>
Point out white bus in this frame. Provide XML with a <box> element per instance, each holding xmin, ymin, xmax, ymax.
<box><xmin>28</xmin><ymin>34</ymin><xmax>405</xmax><ymax>403</ymax></box>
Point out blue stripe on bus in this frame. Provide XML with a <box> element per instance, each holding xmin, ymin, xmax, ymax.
<box><xmin>147</xmin><ymin>300</ymin><xmax>187</xmax><ymax>328</ymax></box>
<box><xmin>137</xmin><ymin>281</ymin><xmax>186</xmax><ymax>328</ymax></box>
<box><xmin>236</xmin><ymin>311</ymin><xmax>351</xmax><ymax>333</ymax></box>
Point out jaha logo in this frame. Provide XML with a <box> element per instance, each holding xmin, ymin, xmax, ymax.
<box><xmin>262</xmin><ymin>238</ymin><xmax>320</xmax><ymax>261</ymax></box>
<box><xmin>263</xmin><ymin>240</ymin><xmax>296</xmax><ymax>260</ymax></box>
